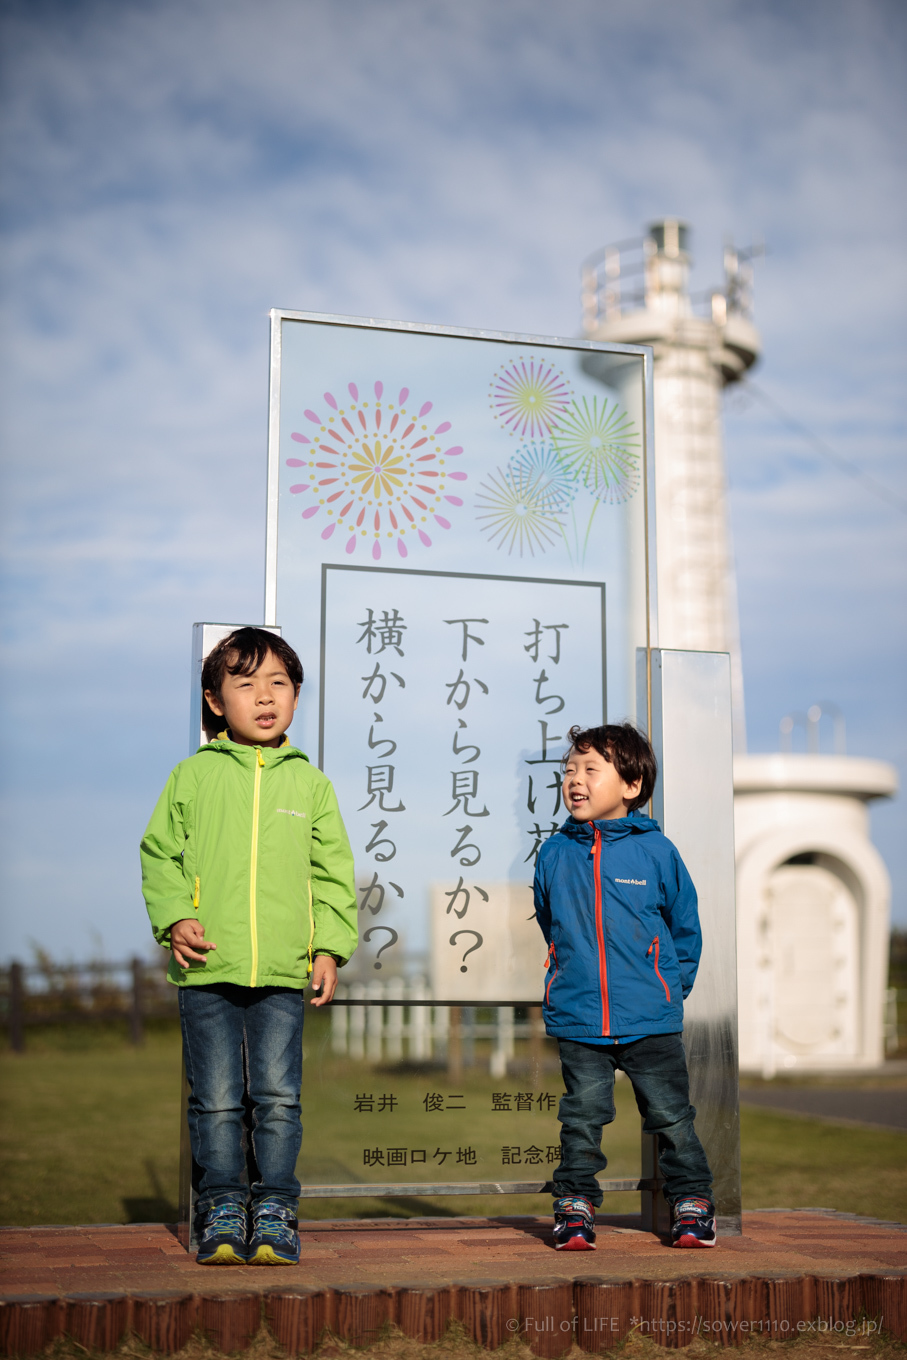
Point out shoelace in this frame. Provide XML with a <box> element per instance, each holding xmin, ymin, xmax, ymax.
<box><xmin>253</xmin><ymin>1204</ymin><xmax>297</xmax><ymax>1246</ymax></box>
<box><xmin>201</xmin><ymin>1203</ymin><xmax>246</xmax><ymax>1241</ymax></box>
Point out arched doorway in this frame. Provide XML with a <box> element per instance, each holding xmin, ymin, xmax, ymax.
<box><xmin>764</xmin><ymin>856</ymin><xmax>860</xmax><ymax>1062</ymax></box>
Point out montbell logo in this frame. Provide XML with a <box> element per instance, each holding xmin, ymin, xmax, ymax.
<box><xmin>615</xmin><ymin>877</ymin><xmax>646</xmax><ymax>885</ymax></box>
<box><xmin>276</xmin><ymin>809</ymin><xmax>306</xmax><ymax>818</ymax></box>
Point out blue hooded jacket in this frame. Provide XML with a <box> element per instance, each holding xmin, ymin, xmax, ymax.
<box><xmin>533</xmin><ymin>811</ymin><xmax>701</xmax><ymax>1039</ymax></box>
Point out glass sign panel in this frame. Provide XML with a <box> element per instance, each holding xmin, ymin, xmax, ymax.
<box><xmin>267</xmin><ymin>314</ymin><xmax>653</xmax><ymax>1007</ymax></box>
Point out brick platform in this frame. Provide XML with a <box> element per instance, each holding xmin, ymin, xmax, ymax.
<box><xmin>1</xmin><ymin>1212</ymin><xmax>905</xmax><ymax>1355</ymax></box>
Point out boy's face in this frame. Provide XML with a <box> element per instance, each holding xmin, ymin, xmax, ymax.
<box><xmin>204</xmin><ymin>649</ymin><xmax>299</xmax><ymax>748</ymax></box>
<box><xmin>563</xmin><ymin>745</ymin><xmax>642</xmax><ymax>822</ymax></box>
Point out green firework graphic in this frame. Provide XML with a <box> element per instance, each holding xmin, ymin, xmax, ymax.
<box><xmin>550</xmin><ymin>396</ymin><xmax>640</xmax><ymax>504</ymax></box>
<box><xmin>474</xmin><ymin>463</ymin><xmax>565</xmax><ymax>557</ymax></box>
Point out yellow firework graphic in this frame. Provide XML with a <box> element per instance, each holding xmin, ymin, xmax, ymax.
<box><xmin>349</xmin><ymin>443</ymin><xmax>406</xmax><ymax>498</ymax></box>
<box><xmin>475</xmin><ymin>464</ymin><xmax>564</xmax><ymax>557</ymax></box>
<box><xmin>285</xmin><ymin>381</ymin><xmax>467</xmax><ymax>559</ymax></box>
<box><xmin>549</xmin><ymin>397</ymin><xmax>640</xmax><ymax>503</ymax></box>
<box><xmin>489</xmin><ymin>356</ymin><xmax>572</xmax><ymax>439</ymax></box>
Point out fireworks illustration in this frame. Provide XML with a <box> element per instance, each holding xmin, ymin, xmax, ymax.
<box><xmin>285</xmin><ymin>381</ymin><xmax>466</xmax><ymax>559</ymax></box>
<box><xmin>475</xmin><ymin>463</ymin><xmax>565</xmax><ymax>558</ymax></box>
<box><xmin>489</xmin><ymin>356</ymin><xmax>572</xmax><ymax>440</ymax></box>
<box><xmin>510</xmin><ymin>440</ymin><xmax>578</xmax><ymax>512</ymax></box>
<box><xmin>549</xmin><ymin>396</ymin><xmax>641</xmax><ymax>504</ymax></box>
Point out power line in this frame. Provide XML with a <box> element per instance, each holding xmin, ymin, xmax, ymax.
<box><xmin>739</xmin><ymin>381</ymin><xmax>907</xmax><ymax>517</ymax></box>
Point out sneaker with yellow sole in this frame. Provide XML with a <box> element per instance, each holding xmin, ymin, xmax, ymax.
<box><xmin>196</xmin><ymin>1199</ymin><xmax>248</xmax><ymax>1265</ymax></box>
<box><xmin>247</xmin><ymin>1199</ymin><xmax>300</xmax><ymax>1265</ymax></box>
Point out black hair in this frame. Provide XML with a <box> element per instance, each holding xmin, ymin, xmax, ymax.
<box><xmin>201</xmin><ymin>627</ymin><xmax>303</xmax><ymax>740</ymax></box>
<box><xmin>565</xmin><ymin>723</ymin><xmax>657</xmax><ymax>812</ymax></box>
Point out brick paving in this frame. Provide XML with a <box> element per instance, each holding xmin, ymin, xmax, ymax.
<box><xmin>0</xmin><ymin>1211</ymin><xmax>902</xmax><ymax>1294</ymax></box>
<box><xmin>0</xmin><ymin>1212</ymin><xmax>905</xmax><ymax>1353</ymax></box>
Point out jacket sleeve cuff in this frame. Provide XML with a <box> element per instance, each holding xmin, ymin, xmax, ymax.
<box><xmin>150</xmin><ymin>913</ymin><xmax>191</xmax><ymax>948</ymax></box>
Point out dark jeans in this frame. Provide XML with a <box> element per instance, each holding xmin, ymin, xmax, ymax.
<box><xmin>554</xmin><ymin>1033</ymin><xmax>712</xmax><ymax>1207</ymax></box>
<box><xmin>179</xmin><ymin>983</ymin><xmax>304</xmax><ymax>1214</ymax></box>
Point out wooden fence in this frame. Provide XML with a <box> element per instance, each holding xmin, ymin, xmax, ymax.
<box><xmin>0</xmin><ymin>957</ymin><xmax>178</xmax><ymax>1051</ymax></box>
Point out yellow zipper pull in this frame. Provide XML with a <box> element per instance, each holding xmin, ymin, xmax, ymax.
<box><xmin>256</xmin><ymin>747</ymin><xmax>265</xmax><ymax>767</ymax></box>
<box><xmin>193</xmin><ymin>876</ymin><xmax>200</xmax><ymax>910</ymax></box>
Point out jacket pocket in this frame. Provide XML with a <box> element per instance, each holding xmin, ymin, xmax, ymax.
<box><xmin>545</xmin><ymin>941</ymin><xmax>558</xmax><ymax>1006</ymax></box>
<box><xmin>647</xmin><ymin>936</ymin><xmax>670</xmax><ymax>1002</ymax></box>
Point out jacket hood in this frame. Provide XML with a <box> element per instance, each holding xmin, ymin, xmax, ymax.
<box><xmin>559</xmin><ymin>809</ymin><xmax>661</xmax><ymax>842</ymax></box>
<box><xmin>196</xmin><ymin>736</ymin><xmax>310</xmax><ymax>765</ymax></box>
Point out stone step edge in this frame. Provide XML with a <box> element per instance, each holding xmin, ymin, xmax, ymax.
<box><xmin>1</xmin><ymin>1273</ymin><xmax>905</xmax><ymax>1356</ymax></box>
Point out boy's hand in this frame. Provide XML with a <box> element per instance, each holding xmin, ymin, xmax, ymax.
<box><xmin>170</xmin><ymin>918</ymin><xmax>217</xmax><ymax>969</ymax></box>
<box><xmin>309</xmin><ymin>954</ymin><xmax>338</xmax><ymax>1006</ymax></box>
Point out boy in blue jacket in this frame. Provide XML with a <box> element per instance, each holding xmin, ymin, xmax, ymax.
<box><xmin>534</xmin><ymin>723</ymin><xmax>715</xmax><ymax>1250</ymax></box>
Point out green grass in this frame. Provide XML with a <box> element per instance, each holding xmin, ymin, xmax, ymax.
<box><xmin>1</xmin><ymin>1020</ymin><xmax>905</xmax><ymax>1227</ymax></box>
<box><xmin>0</xmin><ymin>1026</ymin><xmax>183</xmax><ymax>1226</ymax></box>
<box><xmin>739</xmin><ymin>1105</ymin><xmax>907</xmax><ymax>1222</ymax></box>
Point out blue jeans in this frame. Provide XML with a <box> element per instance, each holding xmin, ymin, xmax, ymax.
<box><xmin>179</xmin><ymin>984</ymin><xmax>304</xmax><ymax>1214</ymax></box>
<box><xmin>554</xmin><ymin>1034</ymin><xmax>712</xmax><ymax>1207</ymax></box>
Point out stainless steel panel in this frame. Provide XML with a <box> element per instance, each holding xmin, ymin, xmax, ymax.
<box><xmin>640</xmin><ymin>647</ymin><xmax>741</xmax><ymax>1235</ymax></box>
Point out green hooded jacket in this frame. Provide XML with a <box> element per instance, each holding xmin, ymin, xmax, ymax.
<box><xmin>140</xmin><ymin>738</ymin><xmax>357</xmax><ymax>988</ymax></box>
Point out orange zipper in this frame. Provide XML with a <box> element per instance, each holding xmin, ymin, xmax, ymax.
<box><xmin>648</xmin><ymin>936</ymin><xmax>671</xmax><ymax>1001</ymax></box>
<box><xmin>592</xmin><ymin>827</ymin><xmax>610</xmax><ymax>1034</ymax></box>
<box><xmin>545</xmin><ymin>941</ymin><xmax>558</xmax><ymax>1005</ymax></box>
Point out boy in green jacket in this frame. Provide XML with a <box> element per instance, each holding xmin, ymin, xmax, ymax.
<box><xmin>141</xmin><ymin>627</ymin><xmax>357</xmax><ymax>1266</ymax></box>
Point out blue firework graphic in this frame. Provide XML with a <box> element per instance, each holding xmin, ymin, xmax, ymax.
<box><xmin>510</xmin><ymin>440</ymin><xmax>578</xmax><ymax>512</ymax></box>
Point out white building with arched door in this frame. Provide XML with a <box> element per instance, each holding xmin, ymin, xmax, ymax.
<box><xmin>734</xmin><ymin>754</ymin><xmax>896</xmax><ymax>1072</ymax></box>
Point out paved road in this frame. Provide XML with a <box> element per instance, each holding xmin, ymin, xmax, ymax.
<box><xmin>740</xmin><ymin>1086</ymin><xmax>907</xmax><ymax>1131</ymax></box>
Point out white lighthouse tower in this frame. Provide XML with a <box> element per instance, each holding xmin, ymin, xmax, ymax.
<box><xmin>582</xmin><ymin>220</ymin><xmax>896</xmax><ymax>1072</ymax></box>
<box><xmin>581</xmin><ymin>219</ymin><xmax>757</xmax><ymax>745</ymax></box>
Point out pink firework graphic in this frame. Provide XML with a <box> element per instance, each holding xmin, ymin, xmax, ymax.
<box><xmin>285</xmin><ymin>381</ymin><xmax>466</xmax><ymax>560</ymax></box>
<box><xmin>488</xmin><ymin>356</ymin><xmax>572</xmax><ymax>439</ymax></box>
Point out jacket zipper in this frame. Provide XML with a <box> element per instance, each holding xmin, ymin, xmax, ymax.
<box><xmin>192</xmin><ymin>876</ymin><xmax>200</xmax><ymax>911</ymax></box>
<box><xmin>249</xmin><ymin>748</ymin><xmax>264</xmax><ymax>986</ymax></box>
<box><xmin>306</xmin><ymin>881</ymin><xmax>315</xmax><ymax>979</ymax></box>
<box><xmin>545</xmin><ymin>941</ymin><xmax>558</xmax><ymax>1005</ymax></box>
<box><xmin>647</xmin><ymin>936</ymin><xmax>671</xmax><ymax>1001</ymax></box>
<box><xmin>592</xmin><ymin>827</ymin><xmax>610</xmax><ymax>1035</ymax></box>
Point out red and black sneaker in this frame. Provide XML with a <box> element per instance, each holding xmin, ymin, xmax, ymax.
<box><xmin>553</xmin><ymin>1195</ymin><xmax>597</xmax><ymax>1250</ymax></box>
<box><xmin>671</xmin><ymin>1196</ymin><xmax>717</xmax><ymax>1248</ymax></box>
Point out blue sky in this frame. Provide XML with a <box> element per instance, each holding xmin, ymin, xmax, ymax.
<box><xmin>1</xmin><ymin>0</ymin><xmax>905</xmax><ymax>960</ymax></box>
